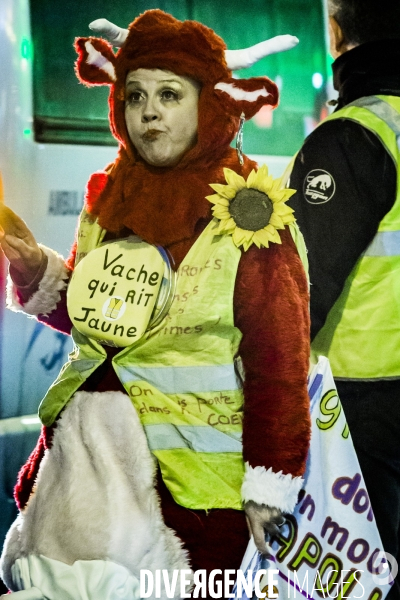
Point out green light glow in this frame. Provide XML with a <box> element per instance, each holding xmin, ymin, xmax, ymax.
<box><xmin>23</xmin><ymin>128</ymin><xmax>32</xmax><ymax>137</ymax></box>
<box><xmin>21</xmin><ymin>38</ymin><xmax>33</xmax><ymax>61</ymax></box>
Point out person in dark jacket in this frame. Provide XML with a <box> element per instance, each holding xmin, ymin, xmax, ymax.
<box><xmin>289</xmin><ymin>1</ymin><xmax>400</xmax><ymax>597</ymax></box>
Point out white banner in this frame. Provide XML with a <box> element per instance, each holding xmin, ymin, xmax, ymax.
<box><xmin>236</xmin><ymin>357</ymin><xmax>395</xmax><ymax>600</ymax></box>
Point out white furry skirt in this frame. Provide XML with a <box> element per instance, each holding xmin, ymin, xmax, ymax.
<box><xmin>0</xmin><ymin>391</ymin><xmax>190</xmax><ymax>599</ymax></box>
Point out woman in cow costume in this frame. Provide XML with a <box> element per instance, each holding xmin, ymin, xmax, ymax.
<box><xmin>0</xmin><ymin>10</ymin><xmax>310</xmax><ymax>599</ymax></box>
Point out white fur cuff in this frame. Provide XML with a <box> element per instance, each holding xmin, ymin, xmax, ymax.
<box><xmin>241</xmin><ymin>463</ymin><xmax>304</xmax><ymax>513</ymax></box>
<box><xmin>6</xmin><ymin>245</ymin><xmax>69</xmax><ymax>317</ymax></box>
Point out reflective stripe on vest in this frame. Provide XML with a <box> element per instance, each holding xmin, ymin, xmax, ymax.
<box><xmin>144</xmin><ymin>423</ymin><xmax>242</xmax><ymax>452</ymax></box>
<box><xmin>116</xmin><ymin>364</ymin><xmax>241</xmax><ymax>394</ymax></box>
<box><xmin>364</xmin><ymin>230</ymin><xmax>400</xmax><ymax>256</ymax></box>
<box><xmin>347</xmin><ymin>95</ymin><xmax>400</xmax><ymax>144</ymax></box>
<box><xmin>311</xmin><ymin>95</ymin><xmax>400</xmax><ymax>380</ymax></box>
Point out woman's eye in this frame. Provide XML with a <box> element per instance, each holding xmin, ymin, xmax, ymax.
<box><xmin>161</xmin><ymin>90</ymin><xmax>179</xmax><ymax>101</ymax></box>
<box><xmin>126</xmin><ymin>91</ymin><xmax>143</xmax><ymax>104</ymax></box>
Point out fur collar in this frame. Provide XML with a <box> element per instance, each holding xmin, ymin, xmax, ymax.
<box><xmin>85</xmin><ymin>146</ymin><xmax>257</xmax><ymax>249</ymax></box>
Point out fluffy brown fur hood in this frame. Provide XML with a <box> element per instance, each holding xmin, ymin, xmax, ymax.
<box><xmin>75</xmin><ymin>10</ymin><xmax>279</xmax><ymax>249</ymax></box>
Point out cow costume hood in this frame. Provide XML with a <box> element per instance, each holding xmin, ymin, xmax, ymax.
<box><xmin>73</xmin><ymin>10</ymin><xmax>292</xmax><ymax>257</ymax></box>
<box><xmin>76</xmin><ymin>9</ymin><xmax>281</xmax><ymax>164</ymax></box>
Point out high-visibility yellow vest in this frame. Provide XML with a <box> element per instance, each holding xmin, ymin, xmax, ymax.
<box><xmin>39</xmin><ymin>205</ymin><xmax>307</xmax><ymax>508</ymax></box>
<box><xmin>312</xmin><ymin>95</ymin><xmax>400</xmax><ymax>380</ymax></box>
<box><xmin>39</xmin><ymin>210</ymin><xmax>246</xmax><ymax>509</ymax></box>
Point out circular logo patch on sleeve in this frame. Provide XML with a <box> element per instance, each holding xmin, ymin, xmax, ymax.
<box><xmin>303</xmin><ymin>169</ymin><xmax>336</xmax><ymax>204</ymax></box>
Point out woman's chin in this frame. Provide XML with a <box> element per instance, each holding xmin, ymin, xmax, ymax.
<box><xmin>137</xmin><ymin>146</ymin><xmax>185</xmax><ymax>169</ymax></box>
<box><xmin>145</xmin><ymin>155</ymin><xmax>180</xmax><ymax>168</ymax></box>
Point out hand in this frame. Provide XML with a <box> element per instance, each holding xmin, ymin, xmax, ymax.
<box><xmin>244</xmin><ymin>500</ymin><xmax>285</xmax><ymax>556</ymax></box>
<box><xmin>0</xmin><ymin>204</ymin><xmax>42</xmax><ymax>285</ymax></box>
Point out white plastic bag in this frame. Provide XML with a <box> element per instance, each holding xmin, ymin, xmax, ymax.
<box><xmin>235</xmin><ymin>357</ymin><xmax>394</xmax><ymax>599</ymax></box>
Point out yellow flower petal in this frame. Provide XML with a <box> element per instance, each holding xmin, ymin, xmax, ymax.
<box><xmin>246</xmin><ymin>169</ymin><xmax>258</xmax><ymax>189</ymax></box>
<box><xmin>242</xmin><ymin>230</ymin><xmax>254</xmax><ymax>242</ymax></box>
<box><xmin>270</xmin><ymin>189</ymin><xmax>295</xmax><ymax>204</ymax></box>
<box><xmin>206</xmin><ymin>193</ymin><xmax>230</xmax><ymax>206</ymax></box>
<box><xmin>270</xmin><ymin>177</ymin><xmax>284</xmax><ymax>192</ymax></box>
<box><xmin>218</xmin><ymin>219</ymin><xmax>235</xmax><ymax>235</ymax></box>
<box><xmin>254</xmin><ymin>164</ymin><xmax>269</xmax><ymax>182</ymax></box>
<box><xmin>274</xmin><ymin>202</ymin><xmax>295</xmax><ymax>217</ymax></box>
<box><xmin>231</xmin><ymin>228</ymin><xmax>244</xmax><ymax>246</ymax></box>
<box><xmin>282</xmin><ymin>214</ymin><xmax>296</xmax><ymax>225</ymax></box>
<box><xmin>212</xmin><ymin>205</ymin><xmax>231</xmax><ymax>219</ymax></box>
<box><xmin>243</xmin><ymin>238</ymin><xmax>255</xmax><ymax>251</ymax></box>
<box><xmin>253</xmin><ymin>169</ymin><xmax>272</xmax><ymax>191</ymax></box>
<box><xmin>268</xmin><ymin>190</ymin><xmax>286</xmax><ymax>203</ymax></box>
<box><xmin>223</xmin><ymin>168</ymin><xmax>246</xmax><ymax>192</ymax></box>
<box><xmin>269</xmin><ymin>212</ymin><xmax>285</xmax><ymax>230</ymax></box>
<box><xmin>232</xmin><ymin>227</ymin><xmax>252</xmax><ymax>247</ymax></box>
<box><xmin>253</xmin><ymin>229</ymin><xmax>271</xmax><ymax>248</ymax></box>
<box><xmin>266</xmin><ymin>224</ymin><xmax>282</xmax><ymax>244</ymax></box>
<box><xmin>225</xmin><ymin>217</ymin><xmax>237</xmax><ymax>231</ymax></box>
<box><xmin>280</xmin><ymin>187</ymin><xmax>296</xmax><ymax>200</ymax></box>
<box><xmin>256</xmin><ymin>176</ymin><xmax>274</xmax><ymax>197</ymax></box>
<box><xmin>209</xmin><ymin>183</ymin><xmax>237</xmax><ymax>199</ymax></box>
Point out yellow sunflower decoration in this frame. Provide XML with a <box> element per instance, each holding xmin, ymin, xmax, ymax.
<box><xmin>206</xmin><ymin>165</ymin><xmax>296</xmax><ymax>251</ymax></box>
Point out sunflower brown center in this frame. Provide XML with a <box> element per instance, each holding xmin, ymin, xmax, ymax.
<box><xmin>229</xmin><ymin>188</ymin><xmax>273</xmax><ymax>231</ymax></box>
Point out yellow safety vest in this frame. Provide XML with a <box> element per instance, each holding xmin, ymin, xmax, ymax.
<box><xmin>39</xmin><ymin>210</ymin><xmax>245</xmax><ymax>509</ymax></box>
<box><xmin>312</xmin><ymin>95</ymin><xmax>400</xmax><ymax>380</ymax></box>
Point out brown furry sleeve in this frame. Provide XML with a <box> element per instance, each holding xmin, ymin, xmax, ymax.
<box><xmin>235</xmin><ymin>228</ymin><xmax>311</xmax><ymax>477</ymax></box>
<box><xmin>37</xmin><ymin>289</ymin><xmax>73</xmax><ymax>334</ymax></box>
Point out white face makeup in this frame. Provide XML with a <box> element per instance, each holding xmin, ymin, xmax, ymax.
<box><xmin>125</xmin><ymin>69</ymin><xmax>201</xmax><ymax>167</ymax></box>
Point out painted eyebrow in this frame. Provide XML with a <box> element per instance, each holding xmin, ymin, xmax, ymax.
<box><xmin>125</xmin><ymin>79</ymin><xmax>183</xmax><ymax>87</ymax></box>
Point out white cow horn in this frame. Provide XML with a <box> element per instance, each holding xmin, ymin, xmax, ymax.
<box><xmin>225</xmin><ymin>34</ymin><xmax>299</xmax><ymax>70</ymax></box>
<box><xmin>89</xmin><ymin>19</ymin><xmax>129</xmax><ymax>47</ymax></box>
